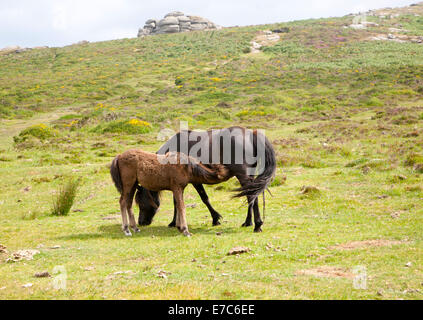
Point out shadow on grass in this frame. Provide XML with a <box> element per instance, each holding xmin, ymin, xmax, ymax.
<box><xmin>57</xmin><ymin>223</ymin><xmax>240</xmax><ymax>241</ymax></box>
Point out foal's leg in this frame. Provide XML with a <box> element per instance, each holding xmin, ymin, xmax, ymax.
<box><xmin>127</xmin><ymin>184</ymin><xmax>140</xmax><ymax>233</ymax></box>
<box><xmin>120</xmin><ymin>193</ymin><xmax>132</xmax><ymax>236</ymax></box>
<box><xmin>193</xmin><ymin>184</ymin><xmax>222</xmax><ymax>226</ymax></box>
<box><xmin>173</xmin><ymin>188</ymin><xmax>191</xmax><ymax>237</ymax></box>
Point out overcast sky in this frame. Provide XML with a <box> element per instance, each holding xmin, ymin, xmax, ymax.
<box><xmin>0</xmin><ymin>0</ymin><xmax>417</xmax><ymax>48</ymax></box>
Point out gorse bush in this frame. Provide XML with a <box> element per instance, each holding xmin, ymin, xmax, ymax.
<box><xmin>52</xmin><ymin>178</ymin><xmax>81</xmax><ymax>216</ymax></box>
<box><xmin>13</xmin><ymin>124</ymin><xmax>59</xmax><ymax>143</ymax></box>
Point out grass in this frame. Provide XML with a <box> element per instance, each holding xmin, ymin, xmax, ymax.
<box><xmin>0</xmin><ymin>3</ymin><xmax>422</xmax><ymax>299</ymax></box>
<box><xmin>51</xmin><ymin>178</ymin><xmax>81</xmax><ymax>216</ymax></box>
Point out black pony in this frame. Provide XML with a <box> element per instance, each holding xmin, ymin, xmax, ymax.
<box><xmin>135</xmin><ymin>126</ymin><xmax>276</xmax><ymax>232</ymax></box>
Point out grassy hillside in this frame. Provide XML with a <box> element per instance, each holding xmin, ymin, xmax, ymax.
<box><xmin>0</xmin><ymin>3</ymin><xmax>422</xmax><ymax>299</ymax></box>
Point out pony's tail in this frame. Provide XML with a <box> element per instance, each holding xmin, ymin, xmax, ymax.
<box><xmin>110</xmin><ymin>156</ymin><xmax>123</xmax><ymax>194</ymax></box>
<box><xmin>234</xmin><ymin>133</ymin><xmax>276</xmax><ymax>202</ymax></box>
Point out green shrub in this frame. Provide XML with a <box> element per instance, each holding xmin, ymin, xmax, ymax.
<box><xmin>365</xmin><ymin>97</ymin><xmax>384</xmax><ymax>107</ymax></box>
<box><xmin>404</xmin><ymin>153</ymin><xmax>423</xmax><ymax>167</ymax></box>
<box><xmin>301</xmin><ymin>157</ymin><xmax>326</xmax><ymax>168</ymax></box>
<box><xmin>93</xmin><ymin>119</ymin><xmax>152</xmax><ymax>134</ymax></box>
<box><xmin>262</xmin><ymin>42</ymin><xmax>313</xmax><ymax>57</ymax></box>
<box><xmin>236</xmin><ymin>106</ymin><xmax>275</xmax><ymax>119</ymax></box>
<box><xmin>346</xmin><ymin>158</ymin><xmax>368</xmax><ymax>167</ymax></box>
<box><xmin>270</xmin><ymin>175</ymin><xmax>286</xmax><ymax>187</ymax></box>
<box><xmin>52</xmin><ymin>178</ymin><xmax>81</xmax><ymax>216</ymax></box>
<box><xmin>13</xmin><ymin>124</ymin><xmax>59</xmax><ymax>143</ymax></box>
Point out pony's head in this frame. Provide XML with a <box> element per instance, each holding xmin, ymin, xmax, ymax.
<box><xmin>135</xmin><ymin>186</ymin><xmax>161</xmax><ymax>226</ymax></box>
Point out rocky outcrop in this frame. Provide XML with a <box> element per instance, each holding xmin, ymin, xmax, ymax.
<box><xmin>138</xmin><ymin>11</ymin><xmax>220</xmax><ymax>37</ymax></box>
<box><xmin>0</xmin><ymin>45</ymin><xmax>48</xmax><ymax>55</ymax></box>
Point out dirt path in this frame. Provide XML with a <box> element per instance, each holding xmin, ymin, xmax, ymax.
<box><xmin>0</xmin><ymin>107</ymin><xmax>76</xmax><ymax>148</ymax></box>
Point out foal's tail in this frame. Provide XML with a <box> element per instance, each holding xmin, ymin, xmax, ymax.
<box><xmin>110</xmin><ymin>156</ymin><xmax>123</xmax><ymax>194</ymax></box>
<box><xmin>234</xmin><ymin>132</ymin><xmax>276</xmax><ymax>203</ymax></box>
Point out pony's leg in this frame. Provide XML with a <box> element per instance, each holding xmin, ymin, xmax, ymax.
<box><xmin>236</xmin><ymin>174</ymin><xmax>254</xmax><ymax>227</ymax></box>
<box><xmin>173</xmin><ymin>188</ymin><xmax>191</xmax><ymax>237</ymax></box>
<box><xmin>242</xmin><ymin>204</ymin><xmax>253</xmax><ymax>227</ymax></box>
<box><xmin>252</xmin><ymin>198</ymin><xmax>263</xmax><ymax>233</ymax></box>
<box><xmin>193</xmin><ymin>184</ymin><xmax>222</xmax><ymax>226</ymax></box>
<box><xmin>243</xmin><ymin>195</ymin><xmax>263</xmax><ymax>232</ymax></box>
<box><xmin>127</xmin><ymin>184</ymin><xmax>140</xmax><ymax>233</ymax></box>
<box><xmin>168</xmin><ymin>196</ymin><xmax>177</xmax><ymax>228</ymax></box>
<box><xmin>120</xmin><ymin>194</ymin><xmax>132</xmax><ymax>236</ymax></box>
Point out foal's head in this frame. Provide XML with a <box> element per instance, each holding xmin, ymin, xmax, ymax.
<box><xmin>135</xmin><ymin>186</ymin><xmax>161</xmax><ymax>226</ymax></box>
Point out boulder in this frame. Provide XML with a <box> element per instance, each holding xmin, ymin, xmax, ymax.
<box><xmin>138</xmin><ymin>28</ymin><xmax>150</xmax><ymax>37</ymax></box>
<box><xmin>178</xmin><ymin>16</ymin><xmax>190</xmax><ymax>23</ymax></box>
<box><xmin>158</xmin><ymin>25</ymin><xmax>180</xmax><ymax>33</ymax></box>
<box><xmin>0</xmin><ymin>46</ymin><xmax>33</xmax><ymax>55</ymax></box>
<box><xmin>189</xmin><ymin>15</ymin><xmax>209</xmax><ymax>24</ymax></box>
<box><xmin>191</xmin><ymin>23</ymin><xmax>208</xmax><ymax>31</ymax></box>
<box><xmin>144</xmin><ymin>22</ymin><xmax>156</xmax><ymax>28</ymax></box>
<box><xmin>158</xmin><ymin>16</ymin><xmax>179</xmax><ymax>26</ymax></box>
<box><xmin>0</xmin><ymin>46</ymin><xmax>21</xmax><ymax>54</ymax></box>
<box><xmin>164</xmin><ymin>11</ymin><xmax>185</xmax><ymax>18</ymax></box>
<box><xmin>145</xmin><ymin>19</ymin><xmax>158</xmax><ymax>25</ymax></box>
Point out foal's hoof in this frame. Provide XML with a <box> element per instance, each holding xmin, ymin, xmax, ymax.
<box><xmin>132</xmin><ymin>227</ymin><xmax>141</xmax><ymax>233</ymax></box>
<box><xmin>183</xmin><ymin>230</ymin><xmax>192</xmax><ymax>237</ymax></box>
<box><xmin>254</xmin><ymin>227</ymin><xmax>263</xmax><ymax>233</ymax></box>
<box><xmin>124</xmin><ymin>230</ymin><xmax>132</xmax><ymax>237</ymax></box>
<box><xmin>168</xmin><ymin>221</ymin><xmax>176</xmax><ymax>228</ymax></box>
<box><xmin>212</xmin><ymin>220</ymin><xmax>221</xmax><ymax>226</ymax></box>
<box><xmin>242</xmin><ymin>222</ymin><xmax>253</xmax><ymax>227</ymax></box>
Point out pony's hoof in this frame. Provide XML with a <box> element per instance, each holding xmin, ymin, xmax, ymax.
<box><xmin>168</xmin><ymin>222</ymin><xmax>176</xmax><ymax>228</ymax></box>
<box><xmin>254</xmin><ymin>227</ymin><xmax>263</xmax><ymax>233</ymax></box>
<box><xmin>133</xmin><ymin>228</ymin><xmax>141</xmax><ymax>233</ymax></box>
<box><xmin>212</xmin><ymin>220</ymin><xmax>221</xmax><ymax>226</ymax></box>
<box><xmin>124</xmin><ymin>231</ymin><xmax>132</xmax><ymax>237</ymax></box>
<box><xmin>242</xmin><ymin>222</ymin><xmax>253</xmax><ymax>227</ymax></box>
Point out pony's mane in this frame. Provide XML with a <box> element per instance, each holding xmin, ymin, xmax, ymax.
<box><xmin>135</xmin><ymin>185</ymin><xmax>161</xmax><ymax>208</ymax></box>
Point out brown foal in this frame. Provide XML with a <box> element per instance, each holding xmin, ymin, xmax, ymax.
<box><xmin>111</xmin><ymin>149</ymin><xmax>230</xmax><ymax>236</ymax></box>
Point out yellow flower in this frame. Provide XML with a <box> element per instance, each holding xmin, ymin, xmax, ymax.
<box><xmin>128</xmin><ymin>119</ymin><xmax>151</xmax><ymax>127</ymax></box>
